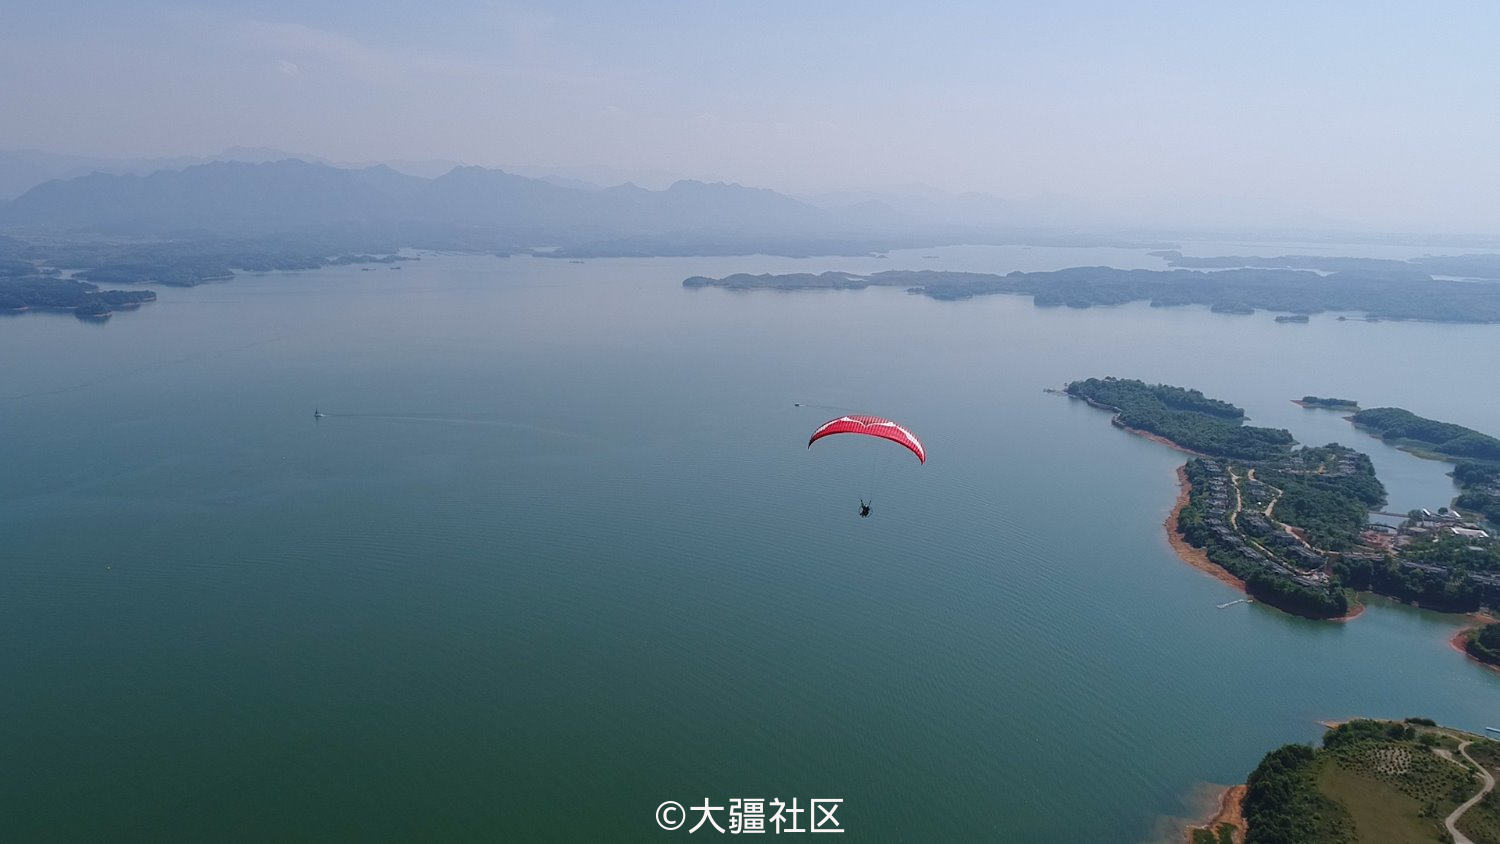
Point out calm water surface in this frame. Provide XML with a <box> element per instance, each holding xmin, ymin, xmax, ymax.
<box><xmin>3</xmin><ymin>246</ymin><xmax>1499</xmax><ymax>840</ymax></box>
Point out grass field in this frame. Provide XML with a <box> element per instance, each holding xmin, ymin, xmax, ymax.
<box><xmin>1457</xmin><ymin>739</ymin><xmax>1500</xmax><ymax>844</ymax></box>
<box><xmin>1240</xmin><ymin>720</ymin><xmax>1496</xmax><ymax>843</ymax></box>
<box><xmin>1316</xmin><ymin>762</ymin><xmax>1446</xmax><ymax>843</ymax></box>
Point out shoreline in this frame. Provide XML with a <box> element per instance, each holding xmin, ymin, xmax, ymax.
<box><xmin>1167</xmin><ymin>466</ymin><xmax>1248</xmax><ymax>591</ymax></box>
<box><xmin>1066</xmin><ymin>391</ymin><xmax>1213</xmax><ymax>457</ymax></box>
<box><xmin>1449</xmin><ymin>614</ymin><xmax>1500</xmax><ymax>673</ymax></box>
<box><xmin>1122</xmin><ymin>420</ymin><xmax>1211</xmax><ymax>457</ymax></box>
<box><xmin>1166</xmin><ymin>466</ymin><xmax>1366</xmax><ymax>622</ymax></box>
<box><xmin>1184</xmin><ymin>784</ymin><xmax>1246</xmax><ymax>843</ymax></box>
<box><xmin>1331</xmin><ymin>601</ymin><xmax>1366</xmax><ymax>623</ymax></box>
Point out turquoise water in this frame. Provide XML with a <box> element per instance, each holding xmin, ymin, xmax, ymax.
<box><xmin>3</xmin><ymin>247</ymin><xmax>1499</xmax><ymax>840</ymax></box>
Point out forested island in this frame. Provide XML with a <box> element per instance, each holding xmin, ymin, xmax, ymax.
<box><xmin>1296</xmin><ymin>397</ymin><xmax>1360</xmax><ymax>410</ymax></box>
<box><xmin>683</xmin><ymin>266</ymin><xmax>1500</xmax><ymax>322</ymax></box>
<box><xmin>1217</xmin><ymin>718</ymin><xmax>1500</xmax><ymax>843</ymax></box>
<box><xmin>0</xmin><ymin>231</ymin><xmax>417</xmax><ymax>289</ymax></box>
<box><xmin>1351</xmin><ymin>407</ymin><xmax>1500</xmax><ymax>463</ymax></box>
<box><xmin>1152</xmin><ymin>249</ymin><xmax>1500</xmax><ymax>280</ymax></box>
<box><xmin>0</xmin><ymin>231</ymin><xmax>422</xmax><ymax>322</ymax></box>
<box><xmin>0</xmin><ymin>268</ymin><xmax>155</xmax><ymax>319</ymax></box>
<box><xmin>1067</xmin><ymin>378</ymin><xmax>1500</xmax><ymax>618</ymax></box>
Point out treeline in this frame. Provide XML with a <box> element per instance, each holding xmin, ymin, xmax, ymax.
<box><xmin>76</xmin><ymin>263</ymin><xmax>234</xmax><ymax>287</ymax></box>
<box><xmin>1352</xmin><ymin>407</ymin><xmax>1500</xmax><ymax>462</ymax></box>
<box><xmin>1455</xmin><ymin>462</ymin><xmax>1500</xmax><ymax>525</ymax></box>
<box><xmin>1066</xmin><ymin>377</ymin><xmax>1294</xmax><ymax>461</ymax></box>
<box><xmin>1299</xmin><ymin>396</ymin><xmax>1358</xmax><ymax>409</ymax></box>
<box><xmin>1242</xmin><ymin>744</ymin><xmax>1353</xmax><ymax>843</ymax></box>
<box><xmin>0</xmin><ymin>275</ymin><xmax>155</xmax><ymax>317</ymax></box>
<box><xmin>1243</xmin><ymin>568</ymin><xmax>1349</xmax><ymax>618</ymax></box>
<box><xmin>1467</xmin><ymin>622</ymin><xmax>1500</xmax><ymax>667</ymax></box>
<box><xmin>1335</xmin><ymin>534</ymin><xmax>1500</xmax><ymax>612</ymax></box>
<box><xmin>1240</xmin><ymin>719</ymin><xmax>1485</xmax><ymax>843</ymax></box>
<box><xmin>686</xmin><ymin>266</ymin><xmax>1500</xmax><ymax>323</ymax></box>
<box><xmin>0</xmin><ymin>227</ymin><xmax>422</xmax><ymax>288</ymax></box>
<box><xmin>1157</xmin><ymin>250</ymin><xmax>1500</xmax><ymax>280</ymax></box>
<box><xmin>1067</xmin><ymin>377</ymin><xmax>1244</xmax><ymax>418</ymax></box>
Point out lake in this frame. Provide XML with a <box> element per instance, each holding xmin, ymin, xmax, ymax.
<box><xmin>3</xmin><ymin>245</ymin><xmax>1499</xmax><ymax>840</ymax></box>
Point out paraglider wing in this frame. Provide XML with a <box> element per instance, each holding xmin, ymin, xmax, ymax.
<box><xmin>807</xmin><ymin>415</ymin><xmax>926</xmax><ymax>464</ymax></box>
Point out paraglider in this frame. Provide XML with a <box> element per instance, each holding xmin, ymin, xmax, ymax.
<box><xmin>807</xmin><ymin>415</ymin><xmax>926</xmax><ymax>464</ymax></box>
<box><xmin>806</xmin><ymin>415</ymin><xmax>925</xmax><ymax>517</ymax></box>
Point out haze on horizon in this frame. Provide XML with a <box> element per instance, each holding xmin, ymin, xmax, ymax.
<box><xmin>5</xmin><ymin>0</ymin><xmax>1499</xmax><ymax>232</ymax></box>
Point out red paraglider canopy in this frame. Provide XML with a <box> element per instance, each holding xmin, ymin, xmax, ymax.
<box><xmin>807</xmin><ymin>415</ymin><xmax>926</xmax><ymax>464</ymax></box>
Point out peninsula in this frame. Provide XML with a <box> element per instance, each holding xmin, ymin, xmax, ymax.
<box><xmin>1068</xmin><ymin>378</ymin><xmax>1500</xmax><ymax>619</ymax></box>
<box><xmin>1067</xmin><ymin>378</ymin><xmax>1371</xmax><ymax>618</ymax></box>
<box><xmin>0</xmin><ymin>273</ymin><xmax>155</xmax><ymax>319</ymax></box>
<box><xmin>683</xmin><ymin>266</ymin><xmax>1500</xmax><ymax>323</ymax></box>
<box><xmin>1351</xmin><ymin>407</ymin><xmax>1500</xmax><ymax>463</ymax></box>
<box><xmin>1207</xmin><ymin>718</ymin><xmax>1500</xmax><ymax>843</ymax></box>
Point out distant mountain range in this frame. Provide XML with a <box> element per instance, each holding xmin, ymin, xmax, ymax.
<box><xmin>0</xmin><ymin>148</ymin><xmax>1400</xmax><ymax>247</ymax></box>
<box><xmin>0</xmin><ymin>158</ymin><xmax>848</xmax><ymax>242</ymax></box>
<box><xmin>0</xmin><ymin>147</ymin><xmax>339</xmax><ymax>201</ymax></box>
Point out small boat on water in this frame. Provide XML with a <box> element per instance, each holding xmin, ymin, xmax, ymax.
<box><xmin>313</xmin><ymin>409</ymin><xmax>326</xmax><ymax>419</ymax></box>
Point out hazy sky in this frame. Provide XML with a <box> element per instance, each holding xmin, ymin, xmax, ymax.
<box><xmin>5</xmin><ymin>1</ymin><xmax>1500</xmax><ymax>229</ymax></box>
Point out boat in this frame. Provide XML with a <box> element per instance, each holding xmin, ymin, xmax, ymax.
<box><xmin>313</xmin><ymin>409</ymin><xmax>326</xmax><ymax>419</ymax></box>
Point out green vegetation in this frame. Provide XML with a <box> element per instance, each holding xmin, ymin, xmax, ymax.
<box><xmin>1461</xmin><ymin>790</ymin><xmax>1500</xmax><ymax>843</ymax></box>
<box><xmin>1467</xmin><ymin>622</ymin><xmax>1500</xmax><ymax>667</ymax></box>
<box><xmin>1241</xmin><ymin>720</ymin><xmax>1495</xmax><ymax>843</ymax></box>
<box><xmin>685</xmin><ymin>266</ymin><xmax>1500</xmax><ymax>322</ymax></box>
<box><xmin>1257</xmin><ymin>447</ymin><xmax>1386</xmax><ymax>550</ymax></box>
<box><xmin>0</xmin><ymin>275</ymin><xmax>155</xmax><ymax>318</ymax></box>
<box><xmin>76</xmin><ymin>263</ymin><xmax>234</xmax><ymax>287</ymax></box>
<box><xmin>1299</xmin><ymin>396</ymin><xmax>1360</xmax><ymax>410</ymax></box>
<box><xmin>1065</xmin><ymin>377</ymin><xmax>1295</xmax><ymax>461</ymax></box>
<box><xmin>1352</xmin><ymin>407</ymin><xmax>1500</xmax><ymax>462</ymax></box>
<box><xmin>1335</xmin><ymin>530</ymin><xmax>1500</xmax><ymax>612</ymax></box>
<box><xmin>1461</xmin><ymin>741</ymin><xmax>1500</xmax><ymax>843</ymax></box>
<box><xmin>0</xmin><ymin>229</ymin><xmax>420</xmax><ymax>287</ymax></box>
<box><xmin>1157</xmin><ymin>250</ymin><xmax>1500</xmax><ymax>280</ymax></box>
<box><xmin>1455</xmin><ymin>462</ymin><xmax>1500</xmax><ymax>527</ymax></box>
<box><xmin>1178</xmin><ymin>458</ymin><xmax>1350</xmax><ymax>618</ymax></box>
<box><xmin>1243</xmin><ymin>567</ymin><xmax>1349</xmax><ymax>620</ymax></box>
<box><xmin>1243</xmin><ymin>744</ymin><xmax>1353</xmax><ymax>843</ymax></box>
<box><xmin>1190</xmin><ymin>823</ymin><xmax>1236</xmax><ymax>844</ymax></box>
<box><xmin>1064</xmin><ymin>378</ymin><xmax>1382</xmax><ymax>618</ymax></box>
